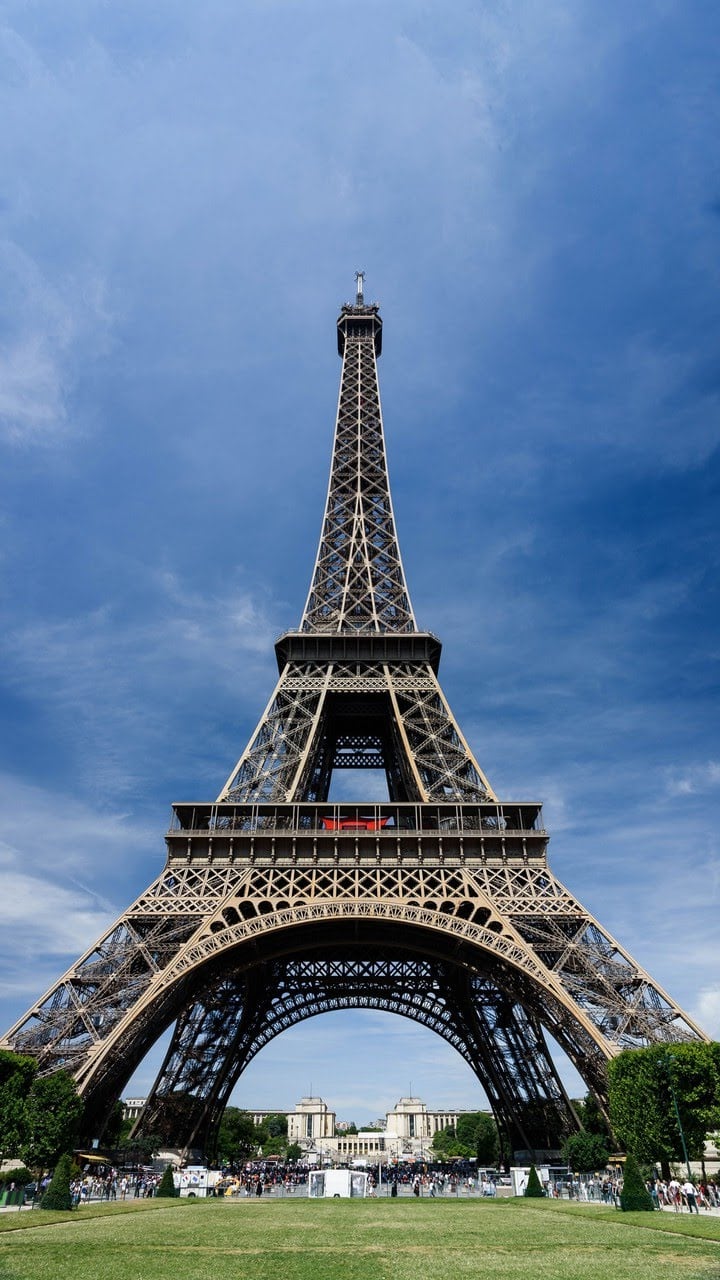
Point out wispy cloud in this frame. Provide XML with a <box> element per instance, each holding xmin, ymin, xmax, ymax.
<box><xmin>0</xmin><ymin>242</ymin><xmax>112</xmax><ymax>445</ymax></box>
<box><xmin>1</xmin><ymin>570</ymin><xmax>280</xmax><ymax>798</ymax></box>
<box><xmin>691</xmin><ymin>988</ymin><xmax>720</xmax><ymax>1040</ymax></box>
<box><xmin>666</xmin><ymin>762</ymin><xmax>720</xmax><ymax>797</ymax></box>
<box><xmin>0</xmin><ymin>774</ymin><xmax>153</xmax><ymax>1031</ymax></box>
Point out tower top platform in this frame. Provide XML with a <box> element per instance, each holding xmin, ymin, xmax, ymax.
<box><xmin>337</xmin><ymin>300</ymin><xmax>382</xmax><ymax>357</ymax></box>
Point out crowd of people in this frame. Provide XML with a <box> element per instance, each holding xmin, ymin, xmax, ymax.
<box><xmin>11</xmin><ymin>1157</ymin><xmax>718</xmax><ymax>1211</ymax></box>
<box><xmin>216</xmin><ymin>1164</ymin><xmax>309</xmax><ymax>1196</ymax></box>
<box><xmin>214</xmin><ymin>1158</ymin><xmax>499</xmax><ymax>1198</ymax></box>
<box><xmin>32</xmin><ymin>1169</ymin><xmax>164</xmax><ymax>1205</ymax></box>
<box><xmin>649</xmin><ymin>1177</ymin><xmax>719</xmax><ymax>1212</ymax></box>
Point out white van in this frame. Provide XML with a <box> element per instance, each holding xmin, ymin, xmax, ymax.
<box><xmin>308</xmin><ymin>1169</ymin><xmax>368</xmax><ymax>1198</ymax></box>
<box><xmin>174</xmin><ymin>1166</ymin><xmax>221</xmax><ymax>1198</ymax></box>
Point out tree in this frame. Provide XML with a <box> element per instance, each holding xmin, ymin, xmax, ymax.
<box><xmin>116</xmin><ymin>1132</ymin><xmax>162</xmax><ymax>1165</ymax></box>
<box><xmin>21</xmin><ymin>1071</ymin><xmax>84</xmax><ymax>1171</ymax></box>
<box><xmin>102</xmin><ymin>1099</ymin><xmax>126</xmax><ymax>1148</ymax></box>
<box><xmin>40</xmin><ymin>1153</ymin><xmax>74</xmax><ymax>1211</ymax></box>
<box><xmin>0</xmin><ymin>1057</ymin><xmax>85</xmax><ymax>1173</ymax></box>
<box><xmin>216</xmin><ymin>1108</ymin><xmax>257</xmax><ymax>1164</ymax></box>
<box><xmin>524</xmin><ymin>1164</ymin><xmax>544</xmax><ymax>1197</ymax></box>
<box><xmin>478</xmin><ymin>1114</ymin><xmax>499</xmax><ymax>1165</ymax></box>
<box><xmin>583</xmin><ymin>1093</ymin><xmax>611</xmax><ymax>1138</ymax></box>
<box><xmin>156</xmin><ymin>1164</ymin><xmax>177</xmax><ymax>1198</ymax></box>
<box><xmin>455</xmin><ymin>1113</ymin><xmax>480</xmax><ymax>1148</ymax></box>
<box><xmin>0</xmin><ymin>1166</ymin><xmax>33</xmax><ymax>1188</ymax></box>
<box><xmin>496</xmin><ymin>1127</ymin><xmax>512</xmax><ymax>1172</ymax></box>
<box><xmin>116</xmin><ymin>1115</ymin><xmax>135</xmax><ymax>1146</ymax></box>
<box><xmin>619</xmin><ymin>1152</ymin><xmax>654</xmax><ymax>1212</ymax></box>
<box><xmin>571</xmin><ymin>1093</ymin><xmax>611</xmax><ymax>1138</ymax></box>
<box><xmin>286</xmin><ymin>1142</ymin><xmax>302</xmax><ymax>1162</ymax></box>
<box><xmin>608</xmin><ymin>1043</ymin><xmax>720</xmax><ymax>1175</ymax></box>
<box><xmin>562</xmin><ymin>1131</ymin><xmax>609</xmax><ymax>1174</ymax></box>
<box><xmin>0</xmin><ymin>1050</ymin><xmax>37</xmax><ymax>1161</ymax></box>
<box><xmin>436</xmin><ymin>1113</ymin><xmax>499</xmax><ymax>1162</ymax></box>
<box><xmin>432</xmin><ymin>1125</ymin><xmax>465</xmax><ymax>1158</ymax></box>
<box><xmin>262</xmin><ymin>1136</ymin><xmax>287</xmax><ymax>1156</ymax></box>
<box><xmin>263</xmin><ymin>1113</ymin><xmax>288</xmax><ymax>1139</ymax></box>
<box><xmin>148</xmin><ymin>1091</ymin><xmax>205</xmax><ymax>1147</ymax></box>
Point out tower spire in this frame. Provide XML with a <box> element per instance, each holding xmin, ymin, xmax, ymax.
<box><xmin>217</xmin><ymin>290</ymin><xmax>495</xmax><ymax>804</ymax></box>
<box><xmin>301</xmin><ymin>289</ymin><xmax>415</xmax><ymax>633</ymax></box>
<box><xmin>355</xmin><ymin>270</ymin><xmax>364</xmax><ymax>305</ymax></box>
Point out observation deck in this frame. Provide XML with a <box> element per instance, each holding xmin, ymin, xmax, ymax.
<box><xmin>275</xmin><ymin>630</ymin><xmax>441</xmax><ymax>672</ymax></box>
<box><xmin>166</xmin><ymin>801</ymin><xmax>548</xmax><ymax>866</ymax></box>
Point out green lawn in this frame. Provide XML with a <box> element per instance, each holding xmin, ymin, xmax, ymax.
<box><xmin>0</xmin><ymin>1197</ymin><xmax>719</xmax><ymax>1280</ymax></box>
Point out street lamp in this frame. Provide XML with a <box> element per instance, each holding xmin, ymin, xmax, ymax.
<box><xmin>661</xmin><ymin>1053</ymin><xmax>692</xmax><ymax>1183</ymax></box>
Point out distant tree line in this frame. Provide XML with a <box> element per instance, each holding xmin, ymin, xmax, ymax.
<box><xmin>215</xmin><ymin>1108</ymin><xmax>301</xmax><ymax>1163</ymax></box>
<box><xmin>431</xmin><ymin>1112</ymin><xmax>500</xmax><ymax>1164</ymax></box>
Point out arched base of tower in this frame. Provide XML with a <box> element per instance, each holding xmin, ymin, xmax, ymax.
<box><xmin>114</xmin><ymin>922</ymin><xmax>585</xmax><ymax>1161</ymax></box>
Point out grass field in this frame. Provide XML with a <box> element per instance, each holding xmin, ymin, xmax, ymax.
<box><xmin>1</xmin><ymin>1197</ymin><xmax>719</xmax><ymax>1280</ymax></box>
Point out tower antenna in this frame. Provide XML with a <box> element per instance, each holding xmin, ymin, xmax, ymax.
<box><xmin>355</xmin><ymin>270</ymin><xmax>365</xmax><ymax>304</ymax></box>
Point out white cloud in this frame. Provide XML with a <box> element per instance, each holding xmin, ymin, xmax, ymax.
<box><xmin>0</xmin><ymin>869</ymin><xmax>113</xmax><ymax>964</ymax></box>
<box><xmin>691</xmin><ymin>988</ymin><xmax>720</xmax><ymax>1040</ymax></box>
<box><xmin>0</xmin><ymin>773</ymin><xmax>162</xmax><ymax>1034</ymax></box>
<box><xmin>0</xmin><ymin>242</ymin><xmax>112</xmax><ymax>444</ymax></box>
<box><xmin>666</xmin><ymin>762</ymin><xmax>720</xmax><ymax>797</ymax></box>
<box><xmin>1</xmin><ymin>572</ymin><xmax>280</xmax><ymax>797</ymax></box>
<box><xmin>0</xmin><ymin>774</ymin><xmax>151</xmax><ymax>874</ymax></box>
<box><xmin>0</xmin><ymin>774</ymin><xmax>153</xmax><ymax>1034</ymax></box>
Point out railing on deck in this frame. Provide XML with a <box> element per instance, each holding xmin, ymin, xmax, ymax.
<box><xmin>167</xmin><ymin>801</ymin><xmax>547</xmax><ymax>839</ymax></box>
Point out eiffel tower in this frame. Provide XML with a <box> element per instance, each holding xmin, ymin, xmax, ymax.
<box><xmin>2</xmin><ymin>275</ymin><xmax>707</xmax><ymax>1162</ymax></box>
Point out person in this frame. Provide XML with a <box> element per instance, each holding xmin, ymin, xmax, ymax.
<box><xmin>256</xmin><ymin>1179</ymin><xmax>263</xmax><ymax>1197</ymax></box>
<box><xmin>413</xmin><ymin>1176</ymin><xmax>420</xmax><ymax>1197</ymax></box>
<box><xmin>682</xmin><ymin>1179</ymin><xmax>699</xmax><ymax>1214</ymax></box>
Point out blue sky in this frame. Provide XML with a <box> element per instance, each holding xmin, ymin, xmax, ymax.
<box><xmin>1</xmin><ymin>2</ymin><xmax>718</xmax><ymax>1127</ymax></box>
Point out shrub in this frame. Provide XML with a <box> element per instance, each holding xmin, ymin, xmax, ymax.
<box><xmin>524</xmin><ymin>1164</ymin><xmax>544</xmax><ymax>1197</ymax></box>
<box><xmin>156</xmin><ymin>1164</ymin><xmax>178</xmax><ymax>1198</ymax></box>
<box><xmin>619</xmin><ymin>1153</ymin><xmax>654</xmax><ymax>1212</ymax></box>
<box><xmin>40</xmin><ymin>1154</ymin><xmax>73</xmax><ymax>1211</ymax></box>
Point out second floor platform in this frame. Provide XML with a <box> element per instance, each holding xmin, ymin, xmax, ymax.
<box><xmin>166</xmin><ymin>801</ymin><xmax>549</xmax><ymax>866</ymax></box>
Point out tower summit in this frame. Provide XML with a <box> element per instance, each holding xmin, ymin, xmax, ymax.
<box><xmin>2</xmin><ymin>282</ymin><xmax>707</xmax><ymax>1162</ymax></box>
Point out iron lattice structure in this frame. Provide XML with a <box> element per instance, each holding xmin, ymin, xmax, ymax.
<box><xmin>2</xmin><ymin>276</ymin><xmax>707</xmax><ymax>1160</ymax></box>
